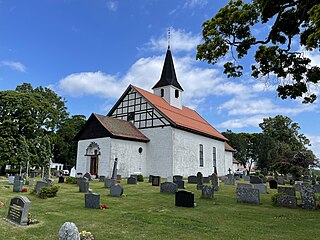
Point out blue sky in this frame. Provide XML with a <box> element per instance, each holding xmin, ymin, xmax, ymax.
<box><xmin>0</xmin><ymin>0</ymin><xmax>320</xmax><ymax>158</ymax></box>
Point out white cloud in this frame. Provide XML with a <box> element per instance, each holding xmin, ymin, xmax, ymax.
<box><xmin>306</xmin><ymin>135</ymin><xmax>320</xmax><ymax>159</ymax></box>
<box><xmin>217</xmin><ymin>115</ymin><xmax>266</xmax><ymax>129</ymax></box>
<box><xmin>106</xmin><ymin>1</ymin><xmax>118</xmax><ymax>11</ymax></box>
<box><xmin>183</xmin><ymin>0</ymin><xmax>208</xmax><ymax>8</ymax></box>
<box><xmin>0</xmin><ymin>60</ymin><xmax>26</xmax><ymax>72</ymax></box>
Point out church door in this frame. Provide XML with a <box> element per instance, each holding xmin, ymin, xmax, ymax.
<box><xmin>90</xmin><ymin>156</ymin><xmax>98</xmax><ymax>176</ymax></box>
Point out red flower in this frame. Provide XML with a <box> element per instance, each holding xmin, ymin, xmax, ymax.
<box><xmin>22</xmin><ymin>188</ymin><xmax>28</xmax><ymax>192</ymax></box>
<box><xmin>100</xmin><ymin>204</ymin><xmax>108</xmax><ymax>209</ymax></box>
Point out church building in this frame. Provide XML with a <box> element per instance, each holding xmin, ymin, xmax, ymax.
<box><xmin>75</xmin><ymin>47</ymin><xmax>235</xmax><ymax>178</ymax></box>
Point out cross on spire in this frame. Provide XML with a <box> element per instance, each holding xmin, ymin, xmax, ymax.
<box><xmin>168</xmin><ymin>27</ymin><xmax>171</xmax><ymax>50</ymax></box>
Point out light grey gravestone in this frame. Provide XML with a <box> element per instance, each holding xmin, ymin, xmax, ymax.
<box><xmin>83</xmin><ymin>172</ymin><xmax>92</xmax><ymax>181</ymax></box>
<box><xmin>196</xmin><ymin>172</ymin><xmax>203</xmax><ymax>190</ymax></box>
<box><xmin>277</xmin><ymin>176</ymin><xmax>285</xmax><ymax>185</ymax></box>
<box><xmin>250</xmin><ymin>176</ymin><xmax>263</xmax><ymax>184</ymax></box>
<box><xmin>313</xmin><ymin>184</ymin><xmax>320</xmax><ymax>193</ymax></box>
<box><xmin>28</xmin><ymin>179</ymin><xmax>34</xmax><ymax>187</ymax></box>
<box><xmin>300</xmin><ymin>185</ymin><xmax>316</xmax><ymax>210</ymax></box>
<box><xmin>127</xmin><ymin>177</ymin><xmax>137</xmax><ymax>184</ymax></box>
<box><xmin>13</xmin><ymin>179</ymin><xmax>23</xmax><ymax>192</ymax></box>
<box><xmin>224</xmin><ymin>174</ymin><xmax>235</xmax><ymax>185</ymax></box>
<box><xmin>188</xmin><ymin>175</ymin><xmax>197</xmax><ymax>184</ymax></box>
<box><xmin>167</xmin><ymin>176</ymin><xmax>173</xmax><ymax>182</ymax></box>
<box><xmin>58</xmin><ymin>222</ymin><xmax>80</xmax><ymax>240</ymax></box>
<box><xmin>237</xmin><ymin>183</ymin><xmax>252</xmax><ymax>189</ymax></box>
<box><xmin>160</xmin><ymin>182</ymin><xmax>178</xmax><ymax>194</ymax></box>
<box><xmin>8</xmin><ymin>176</ymin><xmax>15</xmax><ymax>185</ymax></box>
<box><xmin>243</xmin><ymin>175</ymin><xmax>250</xmax><ymax>181</ymax></box>
<box><xmin>278</xmin><ymin>186</ymin><xmax>296</xmax><ymax>197</ymax></box>
<box><xmin>201</xmin><ymin>185</ymin><xmax>214</xmax><ymax>199</ymax></box>
<box><xmin>276</xmin><ymin>195</ymin><xmax>297</xmax><ymax>208</ymax></box>
<box><xmin>104</xmin><ymin>178</ymin><xmax>116</xmax><ymax>188</ymax></box>
<box><xmin>7</xmin><ymin>196</ymin><xmax>31</xmax><ymax>226</ymax></box>
<box><xmin>85</xmin><ymin>193</ymin><xmax>100</xmax><ymax>209</ymax></box>
<box><xmin>35</xmin><ymin>181</ymin><xmax>49</xmax><ymax>194</ymax></box>
<box><xmin>211</xmin><ymin>173</ymin><xmax>219</xmax><ymax>191</ymax></box>
<box><xmin>236</xmin><ymin>188</ymin><xmax>260</xmax><ymax>205</ymax></box>
<box><xmin>110</xmin><ymin>184</ymin><xmax>124</xmax><ymax>197</ymax></box>
<box><xmin>78</xmin><ymin>178</ymin><xmax>89</xmax><ymax>192</ymax></box>
<box><xmin>253</xmin><ymin>184</ymin><xmax>268</xmax><ymax>194</ymax></box>
<box><xmin>70</xmin><ymin>167</ymin><xmax>76</xmax><ymax>177</ymax></box>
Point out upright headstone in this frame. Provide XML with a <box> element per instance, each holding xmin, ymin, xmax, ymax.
<box><xmin>160</xmin><ymin>182</ymin><xmax>178</xmax><ymax>194</ymax></box>
<box><xmin>211</xmin><ymin>173</ymin><xmax>219</xmax><ymax>191</ymax></box>
<box><xmin>83</xmin><ymin>172</ymin><xmax>92</xmax><ymax>181</ymax></box>
<box><xmin>28</xmin><ymin>179</ymin><xmax>34</xmax><ymax>187</ymax></box>
<box><xmin>236</xmin><ymin>188</ymin><xmax>260</xmax><ymax>205</ymax></box>
<box><xmin>278</xmin><ymin>186</ymin><xmax>296</xmax><ymax>197</ymax></box>
<box><xmin>243</xmin><ymin>175</ymin><xmax>250</xmax><ymax>181</ymax></box>
<box><xmin>187</xmin><ymin>175</ymin><xmax>197</xmax><ymax>184</ymax></box>
<box><xmin>269</xmin><ymin>179</ymin><xmax>278</xmax><ymax>189</ymax></box>
<box><xmin>313</xmin><ymin>184</ymin><xmax>320</xmax><ymax>193</ymax></box>
<box><xmin>174</xmin><ymin>180</ymin><xmax>185</xmax><ymax>189</ymax></box>
<box><xmin>277</xmin><ymin>176</ymin><xmax>285</xmax><ymax>185</ymax></box>
<box><xmin>237</xmin><ymin>183</ymin><xmax>252</xmax><ymax>189</ymax></box>
<box><xmin>110</xmin><ymin>184</ymin><xmax>124</xmax><ymax>197</ymax></box>
<box><xmin>70</xmin><ymin>167</ymin><xmax>76</xmax><ymax>178</ymax></box>
<box><xmin>152</xmin><ymin>176</ymin><xmax>161</xmax><ymax>186</ymax></box>
<box><xmin>224</xmin><ymin>174</ymin><xmax>235</xmax><ymax>185</ymax></box>
<box><xmin>250</xmin><ymin>176</ymin><xmax>263</xmax><ymax>184</ymax></box>
<box><xmin>173</xmin><ymin>175</ymin><xmax>183</xmax><ymax>181</ymax></box>
<box><xmin>7</xmin><ymin>196</ymin><xmax>31</xmax><ymax>226</ymax></box>
<box><xmin>116</xmin><ymin>175</ymin><xmax>122</xmax><ymax>180</ymax></box>
<box><xmin>13</xmin><ymin>179</ymin><xmax>23</xmax><ymax>192</ymax></box>
<box><xmin>58</xmin><ymin>222</ymin><xmax>80</xmax><ymax>240</ymax></box>
<box><xmin>201</xmin><ymin>185</ymin><xmax>214</xmax><ymax>199</ymax></box>
<box><xmin>196</xmin><ymin>172</ymin><xmax>203</xmax><ymax>190</ymax></box>
<box><xmin>78</xmin><ymin>178</ymin><xmax>89</xmax><ymax>192</ymax></box>
<box><xmin>58</xmin><ymin>176</ymin><xmax>65</xmax><ymax>183</ymax></box>
<box><xmin>253</xmin><ymin>184</ymin><xmax>267</xmax><ymax>194</ymax></box>
<box><xmin>175</xmin><ymin>191</ymin><xmax>195</xmax><ymax>207</ymax></box>
<box><xmin>35</xmin><ymin>181</ymin><xmax>49</xmax><ymax>194</ymax></box>
<box><xmin>300</xmin><ymin>185</ymin><xmax>316</xmax><ymax>210</ymax></box>
<box><xmin>85</xmin><ymin>193</ymin><xmax>100</xmax><ymax>209</ymax></box>
<box><xmin>149</xmin><ymin>175</ymin><xmax>154</xmax><ymax>183</ymax></box>
<box><xmin>104</xmin><ymin>178</ymin><xmax>116</xmax><ymax>188</ymax></box>
<box><xmin>127</xmin><ymin>177</ymin><xmax>137</xmax><ymax>184</ymax></box>
<box><xmin>276</xmin><ymin>195</ymin><xmax>297</xmax><ymax>208</ymax></box>
<box><xmin>111</xmin><ymin>158</ymin><xmax>118</xmax><ymax>179</ymax></box>
<box><xmin>8</xmin><ymin>176</ymin><xmax>15</xmax><ymax>185</ymax></box>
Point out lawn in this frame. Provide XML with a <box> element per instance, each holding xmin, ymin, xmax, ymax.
<box><xmin>0</xmin><ymin>178</ymin><xmax>319</xmax><ymax>240</ymax></box>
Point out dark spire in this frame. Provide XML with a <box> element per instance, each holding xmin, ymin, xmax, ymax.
<box><xmin>152</xmin><ymin>47</ymin><xmax>184</xmax><ymax>91</ymax></box>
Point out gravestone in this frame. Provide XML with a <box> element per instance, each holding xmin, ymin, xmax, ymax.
<box><xmin>201</xmin><ymin>185</ymin><xmax>214</xmax><ymax>199</ymax></box>
<box><xmin>58</xmin><ymin>176</ymin><xmax>65</xmax><ymax>183</ymax></box>
<box><xmin>224</xmin><ymin>174</ymin><xmax>235</xmax><ymax>185</ymax></box>
<box><xmin>203</xmin><ymin>177</ymin><xmax>210</xmax><ymax>184</ymax></box>
<box><xmin>58</xmin><ymin>222</ymin><xmax>80</xmax><ymax>240</ymax></box>
<box><xmin>70</xmin><ymin>167</ymin><xmax>76</xmax><ymax>178</ymax></box>
<box><xmin>173</xmin><ymin>175</ymin><xmax>183</xmax><ymax>181</ymax></box>
<box><xmin>99</xmin><ymin>176</ymin><xmax>105</xmax><ymax>182</ymax></box>
<box><xmin>28</xmin><ymin>179</ymin><xmax>34</xmax><ymax>187</ymax></box>
<box><xmin>110</xmin><ymin>184</ymin><xmax>124</xmax><ymax>197</ymax></box>
<box><xmin>278</xmin><ymin>186</ymin><xmax>296</xmax><ymax>197</ymax></box>
<box><xmin>149</xmin><ymin>175</ymin><xmax>154</xmax><ymax>182</ymax></box>
<box><xmin>236</xmin><ymin>188</ymin><xmax>260</xmax><ymax>205</ymax></box>
<box><xmin>313</xmin><ymin>184</ymin><xmax>320</xmax><ymax>193</ymax></box>
<box><xmin>174</xmin><ymin>180</ymin><xmax>185</xmax><ymax>189</ymax></box>
<box><xmin>127</xmin><ymin>177</ymin><xmax>137</xmax><ymax>184</ymax></box>
<box><xmin>234</xmin><ymin>174</ymin><xmax>240</xmax><ymax>180</ymax></box>
<box><xmin>8</xmin><ymin>176</ymin><xmax>15</xmax><ymax>185</ymax></box>
<box><xmin>83</xmin><ymin>172</ymin><xmax>92</xmax><ymax>181</ymax></box>
<box><xmin>243</xmin><ymin>175</ymin><xmax>250</xmax><ymax>181</ymax></box>
<box><xmin>269</xmin><ymin>179</ymin><xmax>278</xmax><ymax>189</ymax></box>
<box><xmin>253</xmin><ymin>184</ymin><xmax>267</xmax><ymax>194</ymax></box>
<box><xmin>277</xmin><ymin>195</ymin><xmax>297</xmax><ymax>208</ymax></box>
<box><xmin>130</xmin><ymin>174</ymin><xmax>138</xmax><ymax>179</ymax></box>
<box><xmin>237</xmin><ymin>183</ymin><xmax>252</xmax><ymax>189</ymax></box>
<box><xmin>104</xmin><ymin>178</ymin><xmax>116</xmax><ymax>188</ymax></box>
<box><xmin>277</xmin><ymin>176</ymin><xmax>285</xmax><ymax>185</ymax></box>
<box><xmin>35</xmin><ymin>181</ymin><xmax>49</xmax><ymax>194</ymax></box>
<box><xmin>78</xmin><ymin>179</ymin><xmax>89</xmax><ymax>192</ymax></box>
<box><xmin>250</xmin><ymin>176</ymin><xmax>263</xmax><ymax>184</ymax></box>
<box><xmin>196</xmin><ymin>172</ymin><xmax>203</xmax><ymax>190</ymax></box>
<box><xmin>160</xmin><ymin>182</ymin><xmax>178</xmax><ymax>194</ymax></box>
<box><xmin>111</xmin><ymin>158</ymin><xmax>118</xmax><ymax>179</ymax></box>
<box><xmin>7</xmin><ymin>196</ymin><xmax>31</xmax><ymax>226</ymax></box>
<box><xmin>188</xmin><ymin>175</ymin><xmax>197</xmax><ymax>184</ymax></box>
<box><xmin>116</xmin><ymin>175</ymin><xmax>122</xmax><ymax>180</ymax></box>
<box><xmin>152</xmin><ymin>176</ymin><xmax>161</xmax><ymax>186</ymax></box>
<box><xmin>85</xmin><ymin>193</ymin><xmax>100</xmax><ymax>209</ymax></box>
<box><xmin>13</xmin><ymin>179</ymin><xmax>23</xmax><ymax>192</ymax></box>
<box><xmin>300</xmin><ymin>185</ymin><xmax>316</xmax><ymax>210</ymax></box>
<box><xmin>175</xmin><ymin>191</ymin><xmax>195</xmax><ymax>207</ymax></box>
<box><xmin>211</xmin><ymin>173</ymin><xmax>219</xmax><ymax>191</ymax></box>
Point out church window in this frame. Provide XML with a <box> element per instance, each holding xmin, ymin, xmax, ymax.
<box><xmin>175</xmin><ymin>89</ymin><xmax>179</xmax><ymax>98</ymax></box>
<box><xmin>127</xmin><ymin>112</ymin><xmax>135</xmax><ymax>122</ymax></box>
<box><xmin>161</xmin><ymin>89</ymin><xmax>164</xmax><ymax>97</ymax></box>
<box><xmin>138</xmin><ymin>147</ymin><xmax>143</xmax><ymax>154</ymax></box>
<box><xmin>213</xmin><ymin>147</ymin><xmax>216</xmax><ymax>167</ymax></box>
<box><xmin>199</xmin><ymin>144</ymin><xmax>204</xmax><ymax>167</ymax></box>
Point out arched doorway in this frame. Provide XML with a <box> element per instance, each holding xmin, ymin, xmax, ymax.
<box><xmin>85</xmin><ymin>142</ymin><xmax>101</xmax><ymax>176</ymax></box>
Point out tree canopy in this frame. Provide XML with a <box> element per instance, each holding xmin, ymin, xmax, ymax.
<box><xmin>197</xmin><ymin>0</ymin><xmax>320</xmax><ymax>103</ymax></box>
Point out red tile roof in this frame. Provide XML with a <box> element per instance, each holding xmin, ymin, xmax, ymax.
<box><xmin>133</xmin><ymin>86</ymin><xmax>228</xmax><ymax>141</ymax></box>
<box><xmin>225</xmin><ymin>142</ymin><xmax>236</xmax><ymax>152</ymax></box>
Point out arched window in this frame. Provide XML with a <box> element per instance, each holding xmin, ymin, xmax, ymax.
<box><xmin>161</xmin><ymin>89</ymin><xmax>164</xmax><ymax>97</ymax></box>
<box><xmin>175</xmin><ymin>89</ymin><xmax>179</xmax><ymax>98</ymax></box>
<box><xmin>199</xmin><ymin>144</ymin><xmax>203</xmax><ymax>167</ymax></box>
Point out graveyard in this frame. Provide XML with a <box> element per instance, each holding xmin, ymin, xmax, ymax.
<box><xmin>1</xmin><ymin>176</ymin><xmax>320</xmax><ymax>240</ymax></box>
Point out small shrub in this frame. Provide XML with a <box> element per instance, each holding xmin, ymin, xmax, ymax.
<box><xmin>137</xmin><ymin>175</ymin><xmax>144</xmax><ymax>182</ymax></box>
<box><xmin>38</xmin><ymin>186</ymin><xmax>59</xmax><ymax>199</ymax></box>
<box><xmin>66</xmin><ymin>176</ymin><xmax>77</xmax><ymax>184</ymax></box>
<box><xmin>271</xmin><ymin>192</ymin><xmax>286</xmax><ymax>206</ymax></box>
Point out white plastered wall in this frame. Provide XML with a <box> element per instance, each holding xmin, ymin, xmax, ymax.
<box><xmin>224</xmin><ymin>151</ymin><xmax>234</xmax><ymax>173</ymax></box>
<box><xmin>153</xmin><ymin>85</ymin><xmax>182</xmax><ymax>109</ymax></box>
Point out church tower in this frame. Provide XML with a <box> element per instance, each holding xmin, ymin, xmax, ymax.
<box><xmin>152</xmin><ymin>47</ymin><xmax>183</xmax><ymax>109</ymax></box>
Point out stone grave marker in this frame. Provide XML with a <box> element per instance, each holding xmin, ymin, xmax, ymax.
<box><xmin>130</xmin><ymin>174</ymin><xmax>138</xmax><ymax>179</ymax></box>
<box><xmin>300</xmin><ymin>185</ymin><xmax>316</xmax><ymax>210</ymax></box>
<box><xmin>104</xmin><ymin>178</ymin><xmax>116</xmax><ymax>188</ymax></box>
<box><xmin>224</xmin><ymin>174</ymin><xmax>235</xmax><ymax>185</ymax></box>
<box><xmin>201</xmin><ymin>185</ymin><xmax>214</xmax><ymax>199</ymax></box>
<box><xmin>250</xmin><ymin>176</ymin><xmax>263</xmax><ymax>184</ymax></box>
<box><xmin>277</xmin><ymin>176</ymin><xmax>285</xmax><ymax>185</ymax></box>
<box><xmin>277</xmin><ymin>195</ymin><xmax>297</xmax><ymax>208</ymax></box>
<box><xmin>243</xmin><ymin>175</ymin><xmax>250</xmax><ymax>181</ymax></box>
<box><xmin>8</xmin><ymin>176</ymin><xmax>15</xmax><ymax>185</ymax></box>
<box><xmin>13</xmin><ymin>179</ymin><xmax>23</xmax><ymax>192</ymax></box>
<box><xmin>78</xmin><ymin>178</ymin><xmax>89</xmax><ymax>192</ymax></box>
<box><xmin>196</xmin><ymin>172</ymin><xmax>203</xmax><ymax>190</ymax></box>
<box><xmin>187</xmin><ymin>175</ymin><xmax>197</xmax><ymax>184</ymax></box>
<box><xmin>211</xmin><ymin>173</ymin><xmax>219</xmax><ymax>191</ymax></box>
<box><xmin>160</xmin><ymin>182</ymin><xmax>178</xmax><ymax>194</ymax></box>
<box><xmin>110</xmin><ymin>184</ymin><xmax>124</xmax><ymax>197</ymax></box>
<box><xmin>313</xmin><ymin>184</ymin><xmax>320</xmax><ymax>193</ymax></box>
<box><xmin>253</xmin><ymin>184</ymin><xmax>267</xmax><ymax>194</ymax></box>
<box><xmin>58</xmin><ymin>176</ymin><xmax>65</xmax><ymax>183</ymax></box>
<box><xmin>85</xmin><ymin>193</ymin><xmax>100</xmax><ymax>209</ymax></box>
<box><xmin>28</xmin><ymin>179</ymin><xmax>34</xmax><ymax>187</ymax></box>
<box><xmin>174</xmin><ymin>179</ymin><xmax>185</xmax><ymax>189</ymax></box>
<box><xmin>236</xmin><ymin>188</ymin><xmax>260</xmax><ymax>205</ymax></box>
<box><xmin>173</xmin><ymin>175</ymin><xmax>183</xmax><ymax>181</ymax></box>
<box><xmin>152</xmin><ymin>176</ymin><xmax>161</xmax><ymax>186</ymax></box>
<box><xmin>99</xmin><ymin>176</ymin><xmax>106</xmax><ymax>182</ymax></box>
<box><xmin>116</xmin><ymin>175</ymin><xmax>122</xmax><ymax>180</ymax></box>
<box><xmin>127</xmin><ymin>177</ymin><xmax>137</xmax><ymax>184</ymax></box>
<box><xmin>237</xmin><ymin>183</ymin><xmax>252</xmax><ymax>189</ymax></box>
<box><xmin>58</xmin><ymin>222</ymin><xmax>80</xmax><ymax>240</ymax></box>
<box><xmin>278</xmin><ymin>186</ymin><xmax>296</xmax><ymax>196</ymax></box>
<box><xmin>83</xmin><ymin>172</ymin><xmax>92</xmax><ymax>181</ymax></box>
<box><xmin>269</xmin><ymin>179</ymin><xmax>278</xmax><ymax>189</ymax></box>
<box><xmin>175</xmin><ymin>190</ymin><xmax>195</xmax><ymax>207</ymax></box>
<box><xmin>7</xmin><ymin>196</ymin><xmax>31</xmax><ymax>226</ymax></box>
<box><xmin>35</xmin><ymin>181</ymin><xmax>49</xmax><ymax>194</ymax></box>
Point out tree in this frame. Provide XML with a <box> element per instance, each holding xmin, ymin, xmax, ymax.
<box><xmin>197</xmin><ymin>0</ymin><xmax>320</xmax><ymax>103</ymax></box>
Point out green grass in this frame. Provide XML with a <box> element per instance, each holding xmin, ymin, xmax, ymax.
<box><xmin>0</xmin><ymin>179</ymin><xmax>319</xmax><ymax>240</ymax></box>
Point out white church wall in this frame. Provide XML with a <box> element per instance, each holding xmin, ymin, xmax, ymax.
<box><xmin>76</xmin><ymin>137</ymin><xmax>111</xmax><ymax>176</ymax></box>
<box><xmin>110</xmin><ymin>139</ymin><xmax>147</xmax><ymax>178</ymax></box>
<box><xmin>154</xmin><ymin>85</ymin><xmax>182</xmax><ymax>109</ymax></box>
<box><xmin>172</xmin><ymin>128</ymin><xmax>226</xmax><ymax>177</ymax></box>
<box><xmin>224</xmin><ymin>151</ymin><xmax>234</xmax><ymax>173</ymax></box>
<box><xmin>140</xmin><ymin>127</ymin><xmax>173</xmax><ymax>177</ymax></box>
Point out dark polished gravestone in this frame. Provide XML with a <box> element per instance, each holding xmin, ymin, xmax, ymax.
<box><xmin>300</xmin><ymin>185</ymin><xmax>316</xmax><ymax>210</ymax></box>
<box><xmin>104</xmin><ymin>178</ymin><xmax>116</xmax><ymax>188</ymax></box>
<box><xmin>83</xmin><ymin>172</ymin><xmax>92</xmax><ymax>181</ymax></box>
<box><xmin>160</xmin><ymin>182</ymin><xmax>178</xmax><ymax>194</ymax></box>
<box><xmin>78</xmin><ymin>179</ymin><xmax>89</xmax><ymax>193</ymax></box>
<box><xmin>173</xmin><ymin>175</ymin><xmax>183</xmax><ymax>182</ymax></box>
<box><xmin>269</xmin><ymin>179</ymin><xmax>278</xmax><ymax>189</ymax></box>
<box><xmin>174</xmin><ymin>179</ymin><xmax>185</xmax><ymax>189</ymax></box>
<box><xmin>149</xmin><ymin>175</ymin><xmax>154</xmax><ymax>183</ymax></box>
<box><xmin>127</xmin><ymin>177</ymin><xmax>137</xmax><ymax>184</ymax></box>
<box><xmin>175</xmin><ymin>190</ymin><xmax>195</xmax><ymax>207</ymax></box>
<box><xmin>116</xmin><ymin>175</ymin><xmax>122</xmax><ymax>180</ymax></box>
<box><xmin>196</xmin><ymin>172</ymin><xmax>203</xmax><ymax>190</ymax></box>
<box><xmin>110</xmin><ymin>184</ymin><xmax>124</xmax><ymax>197</ymax></box>
<box><xmin>211</xmin><ymin>173</ymin><xmax>219</xmax><ymax>191</ymax></box>
<box><xmin>250</xmin><ymin>176</ymin><xmax>263</xmax><ymax>184</ymax></box>
<box><xmin>13</xmin><ymin>179</ymin><xmax>23</xmax><ymax>192</ymax></box>
<box><xmin>85</xmin><ymin>193</ymin><xmax>100</xmax><ymax>209</ymax></box>
<box><xmin>188</xmin><ymin>175</ymin><xmax>197</xmax><ymax>184</ymax></box>
<box><xmin>278</xmin><ymin>186</ymin><xmax>296</xmax><ymax>197</ymax></box>
<box><xmin>276</xmin><ymin>195</ymin><xmax>297</xmax><ymax>208</ymax></box>
<box><xmin>201</xmin><ymin>185</ymin><xmax>214</xmax><ymax>199</ymax></box>
<box><xmin>7</xmin><ymin>196</ymin><xmax>31</xmax><ymax>226</ymax></box>
<box><xmin>237</xmin><ymin>183</ymin><xmax>252</xmax><ymax>189</ymax></box>
<box><xmin>236</xmin><ymin>188</ymin><xmax>260</xmax><ymax>205</ymax></box>
<box><xmin>99</xmin><ymin>175</ymin><xmax>106</xmax><ymax>182</ymax></box>
<box><xmin>35</xmin><ymin>181</ymin><xmax>49</xmax><ymax>194</ymax></box>
<box><xmin>58</xmin><ymin>176</ymin><xmax>65</xmax><ymax>183</ymax></box>
<box><xmin>152</xmin><ymin>176</ymin><xmax>161</xmax><ymax>186</ymax></box>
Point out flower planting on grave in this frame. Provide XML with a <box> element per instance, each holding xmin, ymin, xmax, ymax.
<box><xmin>66</xmin><ymin>176</ymin><xmax>78</xmax><ymax>184</ymax></box>
<box><xmin>36</xmin><ymin>186</ymin><xmax>60</xmax><ymax>199</ymax></box>
<box><xmin>137</xmin><ymin>175</ymin><xmax>144</xmax><ymax>182</ymax></box>
<box><xmin>80</xmin><ymin>230</ymin><xmax>95</xmax><ymax>240</ymax></box>
<box><xmin>22</xmin><ymin>188</ymin><xmax>28</xmax><ymax>192</ymax></box>
<box><xmin>27</xmin><ymin>212</ymin><xmax>39</xmax><ymax>225</ymax></box>
<box><xmin>100</xmin><ymin>204</ymin><xmax>108</xmax><ymax>210</ymax></box>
